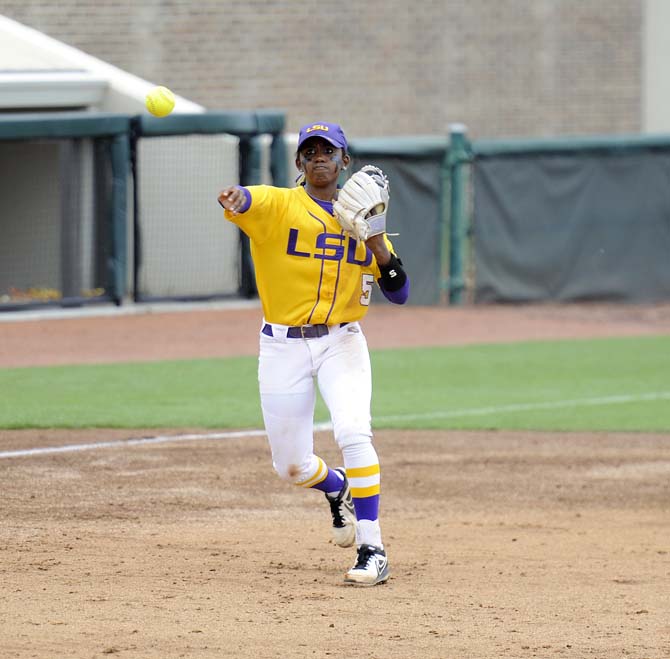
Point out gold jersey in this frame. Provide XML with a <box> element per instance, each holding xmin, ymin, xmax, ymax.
<box><xmin>225</xmin><ymin>185</ymin><xmax>395</xmax><ymax>326</ymax></box>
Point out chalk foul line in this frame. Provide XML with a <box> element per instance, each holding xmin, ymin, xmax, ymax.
<box><xmin>374</xmin><ymin>391</ymin><xmax>670</xmax><ymax>423</ymax></box>
<box><xmin>0</xmin><ymin>392</ymin><xmax>668</xmax><ymax>460</ymax></box>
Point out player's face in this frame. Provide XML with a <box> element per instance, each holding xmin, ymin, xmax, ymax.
<box><xmin>297</xmin><ymin>138</ymin><xmax>348</xmax><ymax>188</ymax></box>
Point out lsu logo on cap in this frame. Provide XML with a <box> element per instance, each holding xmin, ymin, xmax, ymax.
<box><xmin>298</xmin><ymin>122</ymin><xmax>347</xmax><ymax>150</ymax></box>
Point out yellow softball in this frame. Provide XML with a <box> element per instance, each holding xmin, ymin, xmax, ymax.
<box><xmin>145</xmin><ymin>86</ymin><xmax>175</xmax><ymax>117</ymax></box>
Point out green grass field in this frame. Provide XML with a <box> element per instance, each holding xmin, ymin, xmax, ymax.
<box><xmin>1</xmin><ymin>336</ymin><xmax>669</xmax><ymax>432</ymax></box>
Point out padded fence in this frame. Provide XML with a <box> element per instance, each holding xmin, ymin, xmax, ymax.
<box><xmin>347</xmin><ymin>137</ymin><xmax>450</xmax><ymax>306</ymax></box>
<box><xmin>4</xmin><ymin>114</ymin><xmax>669</xmax><ymax>314</ymax></box>
<box><xmin>0</xmin><ymin>111</ymin><xmax>287</xmax><ymax>312</ymax></box>
<box><xmin>469</xmin><ymin>135</ymin><xmax>670</xmax><ymax>303</ymax></box>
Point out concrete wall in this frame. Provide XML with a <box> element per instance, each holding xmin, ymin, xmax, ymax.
<box><xmin>0</xmin><ymin>1</ymin><xmax>642</xmax><ymax>140</ymax></box>
<box><xmin>643</xmin><ymin>0</ymin><xmax>670</xmax><ymax>132</ymax></box>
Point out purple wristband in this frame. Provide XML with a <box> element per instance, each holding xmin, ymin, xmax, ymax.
<box><xmin>380</xmin><ymin>276</ymin><xmax>410</xmax><ymax>304</ymax></box>
<box><xmin>236</xmin><ymin>186</ymin><xmax>252</xmax><ymax>213</ymax></box>
<box><xmin>218</xmin><ymin>186</ymin><xmax>252</xmax><ymax>213</ymax></box>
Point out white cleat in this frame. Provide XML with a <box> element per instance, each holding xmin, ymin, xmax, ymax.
<box><xmin>344</xmin><ymin>544</ymin><xmax>390</xmax><ymax>586</ymax></box>
<box><xmin>325</xmin><ymin>468</ymin><xmax>356</xmax><ymax>548</ymax></box>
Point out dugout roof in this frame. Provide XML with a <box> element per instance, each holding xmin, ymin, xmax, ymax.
<box><xmin>0</xmin><ymin>14</ymin><xmax>203</xmax><ymax>114</ymax></box>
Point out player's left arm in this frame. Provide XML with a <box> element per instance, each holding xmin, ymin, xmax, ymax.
<box><xmin>365</xmin><ymin>234</ymin><xmax>410</xmax><ymax>305</ymax></box>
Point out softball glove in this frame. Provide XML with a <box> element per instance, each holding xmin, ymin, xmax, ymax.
<box><xmin>333</xmin><ymin>165</ymin><xmax>390</xmax><ymax>242</ymax></box>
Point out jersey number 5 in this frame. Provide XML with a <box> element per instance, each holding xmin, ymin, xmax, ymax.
<box><xmin>360</xmin><ymin>274</ymin><xmax>374</xmax><ymax>306</ymax></box>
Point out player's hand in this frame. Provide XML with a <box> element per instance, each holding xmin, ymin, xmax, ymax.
<box><xmin>218</xmin><ymin>186</ymin><xmax>246</xmax><ymax>215</ymax></box>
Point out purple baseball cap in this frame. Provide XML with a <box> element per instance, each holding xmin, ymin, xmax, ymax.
<box><xmin>297</xmin><ymin>122</ymin><xmax>348</xmax><ymax>151</ymax></box>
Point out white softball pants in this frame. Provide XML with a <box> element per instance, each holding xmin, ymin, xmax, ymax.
<box><xmin>258</xmin><ymin>321</ymin><xmax>374</xmax><ymax>484</ymax></box>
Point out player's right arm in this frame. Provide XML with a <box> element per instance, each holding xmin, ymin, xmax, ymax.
<box><xmin>218</xmin><ymin>185</ymin><xmax>286</xmax><ymax>243</ymax></box>
<box><xmin>217</xmin><ymin>185</ymin><xmax>251</xmax><ymax>215</ymax></box>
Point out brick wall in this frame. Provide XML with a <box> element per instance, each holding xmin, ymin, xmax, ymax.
<box><xmin>0</xmin><ymin>0</ymin><xmax>641</xmax><ymax>140</ymax></box>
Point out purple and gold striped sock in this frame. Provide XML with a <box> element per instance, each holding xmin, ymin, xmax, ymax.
<box><xmin>347</xmin><ymin>464</ymin><xmax>380</xmax><ymax>521</ymax></box>
<box><xmin>296</xmin><ymin>457</ymin><xmax>344</xmax><ymax>494</ymax></box>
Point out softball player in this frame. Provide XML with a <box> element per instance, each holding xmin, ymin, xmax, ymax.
<box><xmin>217</xmin><ymin>122</ymin><xmax>409</xmax><ymax>586</ymax></box>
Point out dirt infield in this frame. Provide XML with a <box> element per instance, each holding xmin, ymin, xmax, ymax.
<box><xmin>3</xmin><ymin>301</ymin><xmax>670</xmax><ymax>367</ymax></box>
<box><xmin>1</xmin><ymin>303</ymin><xmax>669</xmax><ymax>658</ymax></box>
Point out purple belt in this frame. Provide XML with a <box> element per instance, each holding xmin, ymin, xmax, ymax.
<box><xmin>263</xmin><ymin>323</ymin><xmax>348</xmax><ymax>339</ymax></box>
